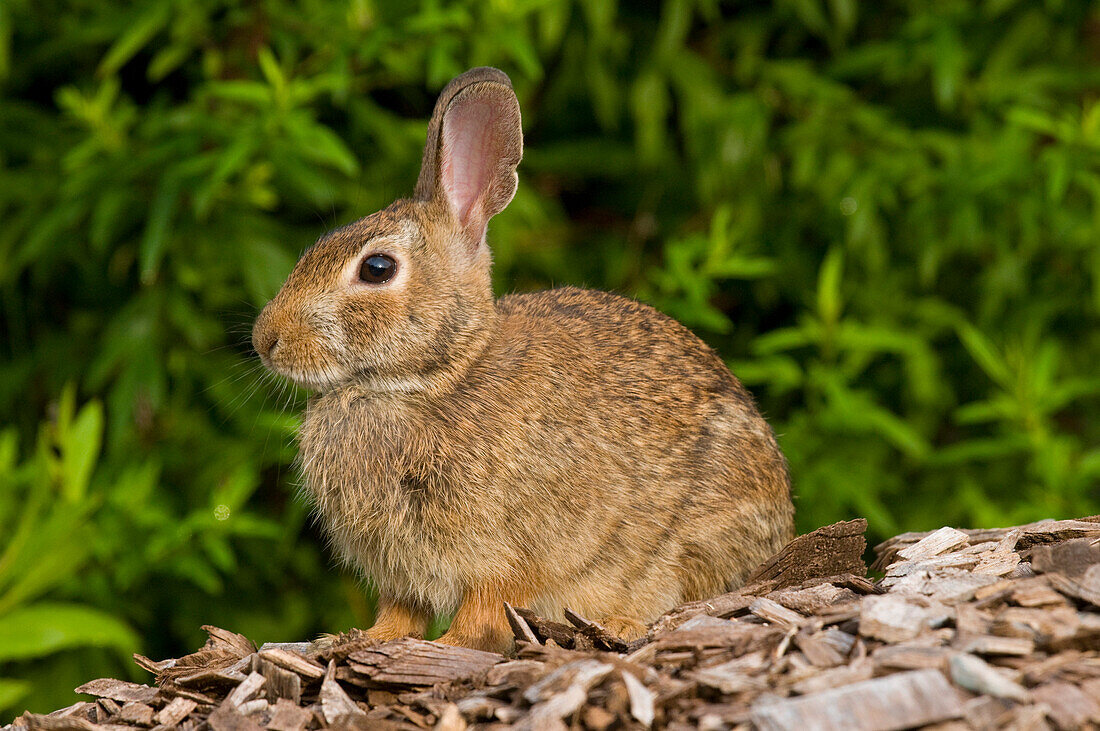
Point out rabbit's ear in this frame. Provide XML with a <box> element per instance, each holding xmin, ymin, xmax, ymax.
<box><xmin>414</xmin><ymin>67</ymin><xmax>522</xmax><ymax>248</ymax></box>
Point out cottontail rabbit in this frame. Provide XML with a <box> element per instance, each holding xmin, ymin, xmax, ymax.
<box><xmin>253</xmin><ymin>67</ymin><xmax>794</xmax><ymax>652</ymax></box>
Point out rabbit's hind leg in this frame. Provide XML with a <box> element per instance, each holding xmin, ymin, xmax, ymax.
<box><xmin>599</xmin><ymin>615</ymin><xmax>648</xmax><ymax>642</ymax></box>
<box><xmin>366</xmin><ymin>600</ymin><xmax>430</xmax><ymax>641</ymax></box>
<box><xmin>434</xmin><ymin>583</ymin><xmax>529</xmax><ymax>654</ymax></box>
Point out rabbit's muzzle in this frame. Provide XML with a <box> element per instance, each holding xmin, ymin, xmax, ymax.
<box><xmin>252</xmin><ymin>298</ymin><xmax>350</xmax><ymax>391</ymax></box>
<box><xmin>252</xmin><ymin>305</ymin><xmax>281</xmax><ymax>368</ymax></box>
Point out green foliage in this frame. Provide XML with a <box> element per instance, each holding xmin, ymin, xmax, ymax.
<box><xmin>0</xmin><ymin>391</ymin><xmax>136</xmax><ymax>711</ymax></box>
<box><xmin>2</xmin><ymin>0</ymin><xmax>1099</xmax><ymax>716</ymax></box>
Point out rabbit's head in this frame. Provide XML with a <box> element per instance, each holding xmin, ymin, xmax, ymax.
<box><xmin>252</xmin><ymin>68</ymin><xmax>522</xmax><ymax>392</ymax></box>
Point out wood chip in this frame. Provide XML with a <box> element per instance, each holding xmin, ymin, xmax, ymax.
<box><xmin>257</xmin><ymin>641</ymin><xmax>312</xmax><ymax>654</ymax></box>
<box><xmin>872</xmin><ymin>644</ymin><xmax>951</xmax><ymax>671</ymax></box>
<box><xmin>319</xmin><ymin>660</ymin><xmax>366</xmax><ymax>724</ymax></box>
<box><xmin>1013</xmin><ymin>580</ymin><xmax>1069</xmax><ymax>608</ymax></box>
<box><xmin>486</xmin><ymin>659</ymin><xmax>546</xmax><ymax>688</ymax></box>
<box><xmin>957</xmin><ymin>634</ymin><xmax>1036</xmax><ymax>656</ymax></box>
<box><xmin>694</xmin><ymin>653</ymin><xmax>770</xmax><ymax>694</ymax></box>
<box><xmin>346</xmin><ymin>638</ymin><xmax>501</xmax><ymax>688</ymax></box>
<box><xmin>118</xmin><ymin>702</ymin><xmax>154</xmax><ymax>726</ymax></box>
<box><xmin>789</xmin><ymin>659</ymin><xmax>876</xmax><ymax>695</ymax></box>
<box><xmin>435</xmin><ymin>703</ymin><xmax>466</xmax><ymax>731</ymax></box>
<box><xmin>794</xmin><ymin>629</ymin><xmax>849</xmax><ymax>667</ymax></box>
<box><xmin>18</xmin><ymin>714</ymin><xmax>98</xmax><ymax>731</ymax></box>
<box><xmin>563</xmin><ymin>608</ymin><xmax>628</xmax><ymax>651</ymax></box>
<box><xmin>974</xmin><ymin>549</ymin><xmax>1022</xmax><ymax>577</ymax></box>
<box><xmin>504</xmin><ymin>601</ymin><xmax>539</xmax><ymax>646</ymax></box>
<box><xmin>521</xmin><ymin>659</ymin><xmax>614</xmax><ymax>726</ymax></box>
<box><xmin>1031</xmin><ymin>681</ymin><xmax>1100</xmax><ymax>730</ymax></box>
<box><xmin>771</xmin><ymin>583</ymin><xmax>858</xmax><ymax>614</ymax></box>
<box><xmin>95</xmin><ymin>698</ymin><xmax>120</xmax><ymax>718</ymax></box>
<box><xmin>656</xmin><ymin>616</ymin><xmax>783</xmax><ymax>654</ymax></box>
<box><xmin>859</xmin><ymin>595</ymin><xmax>952</xmax><ymax>643</ymax></box>
<box><xmin>154</xmin><ymin>697</ymin><xmax>196</xmax><ymax>726</ymax></box>
<box><xmin>74</xmin><ymin>679</ymin><xmax>159</xmax><ymax>704</ymax></box>
<box><xmin>949</xmin><ymin>653</ymin><xmax>1030</xmax><ymax>701</ymax></box>
<box><xmin>751</xmin><ymin>668</ymin><xmax>964</xmax><ymax>731</ymax></box>
<box><xmin>224</xmin><ymin>671</ymin><xmax>265</xmax><ymax>708</ymax></box>
<box><xmin>203</xmin><ymin>626</ymin><xmax>257</xmax><ymax>656</ymax></box>
<box><xmin>897</xmin><ymin>527</ymin><xmax>970</xmax><ymax>561</ymax></box>
<box><xmin>255</xmin><ymin>648</ymin><xmax>325</xmax><ymax>680</ymax></box>
<box><xmin>747</xmin><ymin>519</ymin><xmax>867</xmax><ymax>589</ymax></box>
<box><xmin>265</xmin><ymin>698</ymin><xmax>312</xmax><ymax>731</ymax></box>
<box><xmin>581</xmin><ymin>705</ymin><xmax>616</xmax><ymax>731</ymax></box>
<box><xmin>886</xmin><ymin>568</ymin><xmax>1001</xmax><ymax>603</ymax></box>
<box><xmin>876</xmin><ymin>519</ymin><xmax>1100</xmax><ymax>565</ymax></box>
<box><xmin>749</xmin><ymin>597</ymin><xmax>804</xmax><ymax>628</ymax></box>
<box><xmin>207</xmin><ymin>704</ymin><xmax>263</xmax><ymax>731</ymax></box>
<box><xmin>1032</xmin><ymin>538</ymin><xmax>1100</xmax><ymax>577</ymax></box>
<box><xmin>236</xmin><ymin>699</ymin><xmax>267</xmax><ymax>716</ymax></box>
<box><xmin>512</xmin><ymin>608</ymin><xmax>579</xmax><ymax>648</ymax></box>
<box><xmin>648</xmin><ymin>592</ymin><xmax>754</xmax><ymax>637</ymax></box>
<box><xmin>254</xmin><ymin>656</ymin><xmax>301</xmax><ymax>704</ymax></box>
<box><xmin>172</xmin><ymin>666</ymin><xmax>249</xmax><ymax>689</ymax></box>
<box><xmin>1049</xmin><ymin>572</ymin><xmax>1100</xmax><ymax>608</ymax></box>
<box><xmin>621</xmin><ymin>670</ymin><xmax>654</xmax><ymax>728</ymax></box>
<box><xmin>132</xmin><ymin>654</ymin><xmax>175</xmax><ymax>676</ymax></box>
<box><xmin>44</xmin><ymin>702</ymin><xmax>95</xmax><ymax>723</ymax></box>
<box><xmin>884</xmin><ymin>552</ymin><xmax>981</xmax><ymax>579</ymax></box>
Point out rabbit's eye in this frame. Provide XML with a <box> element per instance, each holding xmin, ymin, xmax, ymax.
<box><xmin>359</xmin><ymin>254</ymin><xmax>397</xmax><ymax>284</ymax></box>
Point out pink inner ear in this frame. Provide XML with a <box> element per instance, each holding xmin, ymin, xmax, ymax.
<box><xmin>441</xmin><ymin>99</ymin><xmax>497</xmax><ymax>236</ymax></box>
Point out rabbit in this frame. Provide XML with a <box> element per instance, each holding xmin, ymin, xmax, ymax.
<box><xmin>252</xmin><ymin>67</ymin><xmax>795</xmax><ymax>653</ymax></box>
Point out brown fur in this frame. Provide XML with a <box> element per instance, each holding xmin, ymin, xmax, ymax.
<box><xmin>252</xmin><ymin>68</ymin><xmax>794</xmax><ymax>652</ymax></box>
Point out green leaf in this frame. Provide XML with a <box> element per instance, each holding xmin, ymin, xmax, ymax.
<box><xmin>752</xmin><ymin>324</ymin><xmax>820</xmax><ymax>355</ymax></box>
<box><xmin>89</xmin><ymin>187</ymin><xmax>131</xmax><ymax>251</ymax></box>
<box><xmin>194</xmin><ymin>136</ymin><xmax>258</xmax><ymax>218</ymax></box>
<box><xmin>204</xmin><ymin>81</ymin><xmax>272</xmax><ymax>107</ymax></box>
<box><xmin>0</xmin><ymin>431</ymin><xmax>15</xmax><ymax>484</ymax></box>
<box><xmin>0</xmin><ymin>1</ymin><xmax>10</xmax><ymax>82</ymax></box>
<box><xmin>97</xmin><ymin>1</ymin><xmax>171</xmax><ymax>78</ymax></box>
<box><xmin>631</xmin><ymin>71</ymin><xmax>669</xmax><ymax>165</ymax></box>
<box><xmin>931</xmin><ymin>436</ymin><xmax>1030</xmax><ymax>465</ymax></box>
<box><xmin>0</xmin><ymin>504</ymin><xmax>94</xmax><ymax>614</ymax></box>
<box><xmin>0</xmin><ymin>677</ymin><xmax>31</xmax><ymax>712</ymax></box>
<box><xmin>956</xmin><ymin>323</ymin><xmax>1012</xmax><ymax>388</ymax></box>
<box><xmin>147</xmin><ymin>43</ymin><xmax>191</xmax><ymax>81</ymax></box>
<box><xmin>139</xmin><ymin>174</ymin><xmax>181</xmax><ymax>284</ymax></box>
<box><xmin>0</xmin><ymin>602</ymin><xmax>140</xmax><ymax>662</ymax></box>
<box><xmin>289</xmin><ymin>120</ymin><xmax>359</xmax><ymax>176</ymax></box>
<box><xmin>239</xmin><ymin>239</ymin><xmax>296</xmax><ymax>305</ymax></box>
<box><xmin>257</xmin><ymin>47</ymin><xmax>285</xmax><ymax>92</ymax></box>
<box><xmin>59</xmin><ymin>399</ymin><xmax>103</xmax><ymax>502</ymax></box>
<box><xmin>816</xmin><ymin>247</ymin><xmax>844</xmax><ymax>327</ymax></box>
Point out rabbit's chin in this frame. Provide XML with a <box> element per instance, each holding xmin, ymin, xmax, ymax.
<box><xmin>276</xmin><ymin>366</ymin><xmax>432</xmax><ymax>395</ymax></box>
<box><xmin>274</xmin><ymin>365</ymin><xmax>353</xmax><ymax>393</ymax></box>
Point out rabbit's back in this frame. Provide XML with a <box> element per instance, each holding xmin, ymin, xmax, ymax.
<box><xmin>496</xmin><ymin>285</ymin><xmax>792</xmax><ymax>528</ymax></box>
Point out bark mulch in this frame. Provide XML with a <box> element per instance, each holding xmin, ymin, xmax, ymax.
<box><xmin>11</xmin><ymin>517</ymin><xmax>1100</xmax><ymax>731</ymax></box>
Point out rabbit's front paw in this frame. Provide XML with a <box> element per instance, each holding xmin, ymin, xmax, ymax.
<box><xmin>366</xmin><ymin>601</ymin><xmax>429</xmax><ymax>642</ymax></box>
<box><xmin>434</xmin><ymin>585</ymin><xmax>527</xmax><ymax>654</ymax></box>
<box><xmin>434</xmin><ymin>627</ymin><xmax>513</xmax><ymax>654</ymax></box>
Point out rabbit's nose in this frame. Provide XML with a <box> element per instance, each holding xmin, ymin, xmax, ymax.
<box><xmin>252</xmin><ymin>303</ymin><xmax>282</xmax><ymax>362</ymax></box>
<box><xmin>259</xmin><ymin>335</ymin><xmax>279</xmax><ymax>359</ymax></box>
<box><xmin>252</xmin><ymin>316</ymin><xmax>280</xmax><ymax>360</ymax></box>
<box><xmin>255</xmin><ymin>332</ymin><xmax>279</xmax><ymax>360</ymax></box>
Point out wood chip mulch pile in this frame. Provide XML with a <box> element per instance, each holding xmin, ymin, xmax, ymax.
<box><xmin>11</xmin><ymin>517</ymin><xmax>1100</xmax><ymax>731</ymax></box>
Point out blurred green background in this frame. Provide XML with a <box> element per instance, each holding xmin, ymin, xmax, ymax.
<box><xmin>2</xmin><ymin>0</ymin><xmax>1100</xmax><ymax>717</ymax></box>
